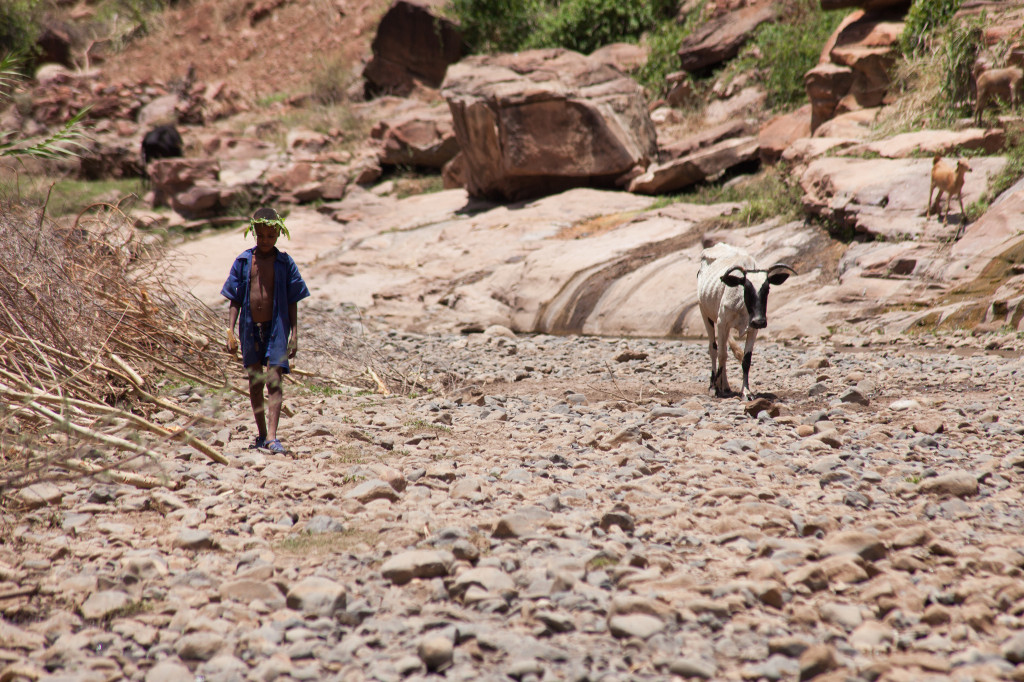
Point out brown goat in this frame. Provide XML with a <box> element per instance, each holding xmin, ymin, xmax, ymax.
<box><xmin>974</xmin><ymin>65</ymin><xmax>1023</xmax><ymax>124</ymax></box>
<box><xmin>927</xmin><ymin>154</ymin><xmax>971</xmax><ymax>238</ymax></box>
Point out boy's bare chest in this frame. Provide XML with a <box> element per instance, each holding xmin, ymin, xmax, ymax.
<box><xmin>249</xmin><ymin>256</ymin><xmax>276</xmax><ymax>321</ymax></box>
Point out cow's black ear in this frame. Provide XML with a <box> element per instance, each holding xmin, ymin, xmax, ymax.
<box><xmin>767</xmin><ymin>271</ymin><xmax>791</xmax><ymax>285</ymax></box>
<box><xmin>721</xmin><ymin>273</ymin><xmax>745</xmax><ymax>287</ymax></box>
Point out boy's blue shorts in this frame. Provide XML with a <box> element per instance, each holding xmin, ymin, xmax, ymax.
<box><xmin>249</xmin><ymin>321</ymin><xmax>272</xmax><ymax>368</ymax></box>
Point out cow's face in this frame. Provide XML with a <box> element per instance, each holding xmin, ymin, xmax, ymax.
<box><xmin>721</xmin><ymin>266</ymin><xmax>794</xmax><ymax>329</ymax></box>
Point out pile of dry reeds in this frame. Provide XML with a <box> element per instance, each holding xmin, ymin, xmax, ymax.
<box><xmin>0</xmin><ymin>199</ymin><xmax>237</xmax><ymax>496</ymax></box>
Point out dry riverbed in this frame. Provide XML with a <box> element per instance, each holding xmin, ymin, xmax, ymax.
<box><xmin>3</xmin><ymin>313</ymin><xmax>1024</xmax><ymax>682</ymax></box>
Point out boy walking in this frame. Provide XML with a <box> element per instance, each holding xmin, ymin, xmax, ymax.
<box><xmin>222</xmin><ymin>208</ymin><xmax>310</xmax><ymax>453</ymax></box>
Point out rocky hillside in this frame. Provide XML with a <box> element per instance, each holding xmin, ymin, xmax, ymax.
<box><xmin>3</xmin><ymin>0</ymin><xmax>1024</xmax><ymax>340</ymax></box>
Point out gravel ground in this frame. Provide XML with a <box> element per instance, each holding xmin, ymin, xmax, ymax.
<box><xmin>3</xmin><ymin>313</ymin><xmax>1024</xmax><ymax>682</ymax></box>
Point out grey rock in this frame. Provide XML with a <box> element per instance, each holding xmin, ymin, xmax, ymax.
<box><xmin>286</xmin><ymin>576</ymin><xmax>347</xmax><ymax>616</ymax></box>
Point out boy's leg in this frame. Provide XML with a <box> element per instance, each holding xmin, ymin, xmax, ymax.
<box><xmin>246</xmin><ymin>363</ymin><xmax>268</xmax><ymax>440</ymax></box>
<box><xmin>265</xmin><ymin>366</ymin><xmax>284</xmax><ymax>442</ymax></box>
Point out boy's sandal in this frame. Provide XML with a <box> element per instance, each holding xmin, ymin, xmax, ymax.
<box><xmin>264</xmin><ymin>439</ymin><xmax>286</xmax><ymax>454</ymax></box>
<box><xmin>249</xmin><ymin>435</ymin><xmax>267</xmax><ymax>450</ymax></box>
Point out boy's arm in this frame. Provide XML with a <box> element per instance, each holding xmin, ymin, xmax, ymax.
<box><xmin>288</xmin><ymin>301</ymin><xmax>298</xmax><ymax>358</ymax></box>
<box><xmin>226</xmin><ymin>302</ymin><xmax>240</xmax><ymax>355</ymax></box>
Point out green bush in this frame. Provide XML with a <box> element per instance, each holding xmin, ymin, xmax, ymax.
<box><xmin>938</xmin><ymin>15</ymin><xmax>985</xmax><ymax>115</ymax></box>
<box><xmin>447</xmin><ymin>0</ymin><xmax>544</xmax><ymax>53</ymax></box>
<box><xmin>899</xmin><ymin>0</ymin><xmax>962</xmax><ymax>56</ymax></box>
<box><xmin>749</xmin><ymin>1</ymin><xmax>845</xmax><ymax>112</ymax></box>
<box><xmin>448</xmin><ymin>0</ymin><xmax>676</xmax><ymax>55</ymax></box>
<box><xmin>0</xmin><ymin>0</ymin><xmax>42</xmax><ymax>59</ymax></box>
<box><xmin>525</xmin><ymin>0</ymin><xmax>677</xmax><ymax>55</ymax></box>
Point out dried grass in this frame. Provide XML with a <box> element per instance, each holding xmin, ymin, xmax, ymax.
<box><xmin>0</xmin><ymin>197</ymin><xmax>231</xmax><ymax>500</ymax></box>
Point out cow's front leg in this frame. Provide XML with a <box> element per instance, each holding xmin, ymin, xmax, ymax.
<box><xmin>739</xmin><ymin>329</ymin><xmax>759</xmax><ymax>400</ymax></box>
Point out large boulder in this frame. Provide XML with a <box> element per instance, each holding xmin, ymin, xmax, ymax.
<box><xmin>677</xmin><ymin>4</ymin><xmax>777</xmax><ymax>72</ymax></box>
<box><xmin>363</xmin><ymin>0</ymin><xmax>466</xmax><ymax>97</ymax></box>
<box><xmin>806</xmin><ymin>10</ymin><xmax>903</xmax><ymax>132</ymax></box>
<box><xmin>441</xmin><ymin>49</ymin><xmax>657</xmax><ymax>202</ymax></box>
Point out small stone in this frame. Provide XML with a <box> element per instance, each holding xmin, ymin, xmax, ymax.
<box><xmin>839</xmin><ymin>388</ymin><xmax>869</xmax><ymax>405</ymax></box>
<box><xmin>608</xmin><ymin>614</ymin><xmax>664</xmax><ymax>639</ymax></box>
<box><xmin>913</xmin><ymin>417</ymin><xmax>944</xmax><ymax>435</ymax></box>
<box><xmin>919</xmin><ymin>472</ymin><xmax>978</xmax><ymax>498</ymax></box>
<box><xmin>345</xmin><ymin>479</ymin><xmax>400</xmax><ymax>504</ymax></box>
<box><xmin>668</xmin><ymin>657</ymin><xmax>717</xmax><ymax>679</ymax></box>
<box><xmin>176</xmin><ymin>631</ymin><xmax>225</xmax><ymax>661</ymax></box>
<box><xmin>1002</xmin><ymin>632</ymin><xmax>1024</xmax><ymax>663</ymax></box>
<box><xmin>286</xmin><ymin>576</ymin><xmax>347</xmax><ymax>616</ymax></box>
<box><xmin>145</xmin><ymin>660</ymin><xmax>193</xmax><ymax>682</ymax></box>
<box><xmin>80</xmin><ymin>590</ymin><xmax>131</xmax><ymax>620</ymax></box>
<box><xmin>418</xmin><ymin>634</ymin><xmax>454</xmax><ymax>672</ymax></box>
<box><xmin>380</xmin><ymin>550</ymin><xmax>455</xmax><ymax>585</ymax></box>
<box><xmin>769</xmin><ymin>635</ymin><xmax>812</xmax><ymax>658</ymax></box>
<box><xmin>600</xmin><ymin>506</ymin><xmax>635</xmax><ymax>533</ymax></box>
<box><xmin>173</xmin><ymin>529</ymin><xmax>218</xmax><ymax>551</ymax></box>
<box><xmin>15</xmin><ymin>482</ymin><xmax>62</xmax><ymax>509</ymax></box>
<box><xmin>303</xmin><ymin>515</ymin><xmax>345</xmax><ymax>534</ymax></box>
<box><xmin>798</xmin><ymin>643</ymin><xmax>837</xmax><ymax>680</ymax></box>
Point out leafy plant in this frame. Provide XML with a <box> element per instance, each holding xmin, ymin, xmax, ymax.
<box><xmin>446</xmin><ymin>0</ymin><xmax>544</xmax><ymax>53</ymax></box>
<box><xmin>635</xmin><ymin>7</ymin><xmax>701</xmax><ymax>98</ymax></box>
<box><xmin>723</xmin><ymin>0</ymin><xmax>845</xmax><ymax>112</ymax></box>
<box><xmin>880</xmin><ymin>14</ymin><xmax>986</xmax><ymax>131</ymax></box>
<box><xmin>938</xmin><ymin>15</ymin><xmax>985</xmax><ymax>115</ymax></box>
<box><xmin>524</xmin><ymin>0</ymin><xmax>677</xmax><ymax>55</ymax></box>
<box><xmin>0</xmin><ymin>1</ymin><xmax>42</xmax><ymax>60</ymax></box>
<box><xmin>448</xmin><ymin>0</ymin><xmax>676</xmax><ymax>56</ymax></box>
<box><xmin>678</xmin><ymin>164</ymin><xmax>805</xmax><ymax>227</ymax></box>
<box><xmin>899</xmin><ymin>0</ymin><xmax>962</xmax><ymax>56</ymax></box>
<box><xmin>967</xmin><ymin>123</ymin><xmax>1024</xmax><ymax>221</ymax></box>
<box><xmin>754</xmin><ymin>6</ymin><xmax>845</xmax><ymax>111</ymax></box>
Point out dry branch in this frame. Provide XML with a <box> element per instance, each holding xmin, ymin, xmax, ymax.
<box><xmin>1</xmin><ymin>201</ymin><xmax>235</xmax><ymax>493</ymax></box>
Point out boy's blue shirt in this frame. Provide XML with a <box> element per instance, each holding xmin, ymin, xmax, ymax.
<box><xmin>221</xmin><ymin>247</ymin><xmax>310</xmax><ymax>372</ymax></box>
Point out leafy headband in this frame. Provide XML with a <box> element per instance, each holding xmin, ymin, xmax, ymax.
<box><xmin>243</xmin><ymin>216</ymin><xmax>291</xmax><ymax>239</ymax></box>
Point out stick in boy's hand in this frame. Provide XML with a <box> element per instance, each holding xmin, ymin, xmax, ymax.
<box><xmin>226</xmin><ymin>328</ymin><xmax>239</xmax><ymax>355</ymax></box>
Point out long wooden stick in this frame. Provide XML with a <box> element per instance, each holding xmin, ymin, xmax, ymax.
<box><xmin>0</xmin><ymin>384</ymin><xmax>162</xmax><ymax>459</ymax></box>
<box><xmin>61</xmin><ymin>458</ymin><xmax>175</xmax><ymax>489</ymax></box>
<box><xmin>6</xmin><ymin>385</ymin><xmax>227</xmax><ymax>464</ymax></box>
